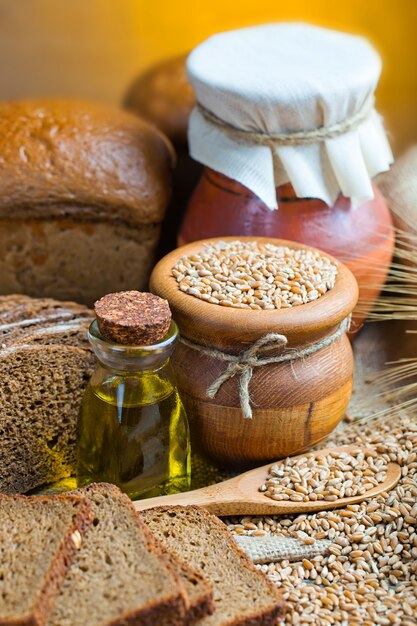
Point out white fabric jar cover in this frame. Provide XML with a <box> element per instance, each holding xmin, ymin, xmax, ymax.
<box><xmin>186</xmin><ymin>23</ymin><xmax>393</xmax><ymax>209</ymax></box>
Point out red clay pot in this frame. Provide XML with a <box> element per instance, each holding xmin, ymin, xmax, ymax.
<box><xmin>179</xmin><ymin>168</ymin><xmax>395</xmax><ymax>331</ymax></box>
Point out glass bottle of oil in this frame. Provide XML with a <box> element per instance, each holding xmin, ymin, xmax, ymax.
<box><xmin>77</xmin><ymin>317</ymin><xmax>190</xmax><ymax>500</ymax></box>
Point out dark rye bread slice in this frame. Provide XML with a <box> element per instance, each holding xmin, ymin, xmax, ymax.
<box><xmin>160</xmin><ymin>550</ymin><xmax>215</xmax><ymax>626</ymax></box>
<box><xmin>46</xmin><ymin>483</ymin><xmax>186</xmax><ymax>626</ymax></box>
<box><xmin>0</xmin><ymin>493</ymin><xmax>91</xmax><ymax>626</ymax></box>
<box><xmin>0</xmin><ymin>295</ymin><xmax>94</xmax><ymax>494</ymax></box>
<box><xmin>0</xmin><ymin>295</ymin><xmax>91</xmax><ymax>348</ymax></box>
<box><xmin>0</xmin><ymin>293</ymin><xmax>86</xmax><ymax>320</ymax></box>
<box><xmin>7</xmin><ymin>321</ymin><xmax>90</xmax><ymax>348</ymax></box>
<box><xmin>0</xmin><ymin>345</ymin><xmax>89</xmax><ymax>493</ymax></box>
<box><xmin>0</xmin><ymin>344</ymin><xmax>95</xmax><ymax>494</ymax></box>
<box><xmin>140</xmin><ymin>506</ymin><xmax>285</xmax><ymax>626</ymax></box>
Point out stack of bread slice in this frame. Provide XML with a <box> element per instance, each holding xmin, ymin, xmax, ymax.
<box><xmin>0</xmin><ymin>492</ymin><xmax>91</xmax><ymax>625</ymax></box>
<box><xmin>0</xmin><ymin>483</ymin><xmax>284</xmax><ymax>626</ymax></box>
<box><xmin>140</xmin><ymin>505</ymin><xmax>285</xmax><ymax>626</ymax></box>
<box><xmin>0</xmin><ymin>294</ymin><xmax>94</xmax><ymax>494</ymax></box>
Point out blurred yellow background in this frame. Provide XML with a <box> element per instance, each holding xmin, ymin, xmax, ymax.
<box><xmin>0</xmin><ymin>0</ymin><xmax>415</xmax><ymax>154</ymax></box>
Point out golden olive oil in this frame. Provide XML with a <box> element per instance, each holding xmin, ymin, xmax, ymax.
<box><xmin>77</xmin><ymin>369</ymin><xmax>190</xmax><ymax>499</ymax></box>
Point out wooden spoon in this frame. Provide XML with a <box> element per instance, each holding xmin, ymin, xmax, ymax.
<box><xmin>133</xmin><ymin>445</ymin><xmax>401</xmax><ymax>516</ymax></box>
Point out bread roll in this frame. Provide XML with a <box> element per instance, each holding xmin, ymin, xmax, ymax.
<box><xmin>0</xmin><ymin>100</ymin><xmax>174</xmax><ymax>306</ymax></box>
<box><xmin>124</xmin><ymin>54</ymin><xmax>195</xmax><ymax>148</ymax></box>
<box><xmin>124</xmin><ymin>56</ymin><xmax>201</xmax><ymax>253</ymax></box>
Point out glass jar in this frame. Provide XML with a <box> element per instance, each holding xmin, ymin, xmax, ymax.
<box><xmin>77</xmin><ymin>319</ymin><xmax>190</xmax><ymax>499</ymax></box>
<box><xmin>179</xmin><ymin>169</ymin><xmax>395</xmax><ymax>330</ymax></box>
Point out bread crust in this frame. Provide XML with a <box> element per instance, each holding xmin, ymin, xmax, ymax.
<box><xmin>0</xmin><ymin>100</ymin><xmax>175</xmax><ymax>225</ymax></box>
<box><xmin>0</xmin><ymin>494</ymin><xmax>92</xmax><ymax>626</ymax></box>
<box><xmin>160</xmin><ymin>551</ymin><xmax>215</xmax><ymax>626</ymax></box>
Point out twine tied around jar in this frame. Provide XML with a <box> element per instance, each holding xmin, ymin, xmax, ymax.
<box><xmin>179</xmin><ymin>316</ymin><xmax>351</xmax><ymax>419</ymax></box>
<box><xmin>196</xmin><ymin>98</ymin><xmax>374</xmax><ymax>147</ymax></box>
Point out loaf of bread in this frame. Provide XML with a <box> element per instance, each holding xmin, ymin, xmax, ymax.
<box><xmin>0</xmin><ymin>100</ymin><xmax>174</xmax><ymax>306</ymax></box>
<box><xmin>0</xmin><ymin>294</ymin><xmax>94</xmax><ymax>494</ymax></box>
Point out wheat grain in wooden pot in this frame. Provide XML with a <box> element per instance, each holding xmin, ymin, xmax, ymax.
<box><xmin>150</xmin><ymin>237</ymin><xmax>358</xmax><ymax>465</ymax></box>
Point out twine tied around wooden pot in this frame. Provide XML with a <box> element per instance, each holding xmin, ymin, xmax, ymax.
<box><xmin>179</xmin><ymin>316</ymin><xmax>351</xmax><ymax>419</ymax></box>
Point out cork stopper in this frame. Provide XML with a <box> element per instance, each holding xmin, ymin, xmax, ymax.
<box><xmin>94</xmin><ymin>291</ymin><xmax>172</xmax><ymax>346</ymax></box>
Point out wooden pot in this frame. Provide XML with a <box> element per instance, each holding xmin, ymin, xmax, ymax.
<box><xmin>150</xmin><ymin>236</ymin><xmax>359</xmax><ymax>466</ymax></box>
<box><xmin>178</xmin><ymin>169</ymin><xmax>394</xmax><ymax>332</ymax></box>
